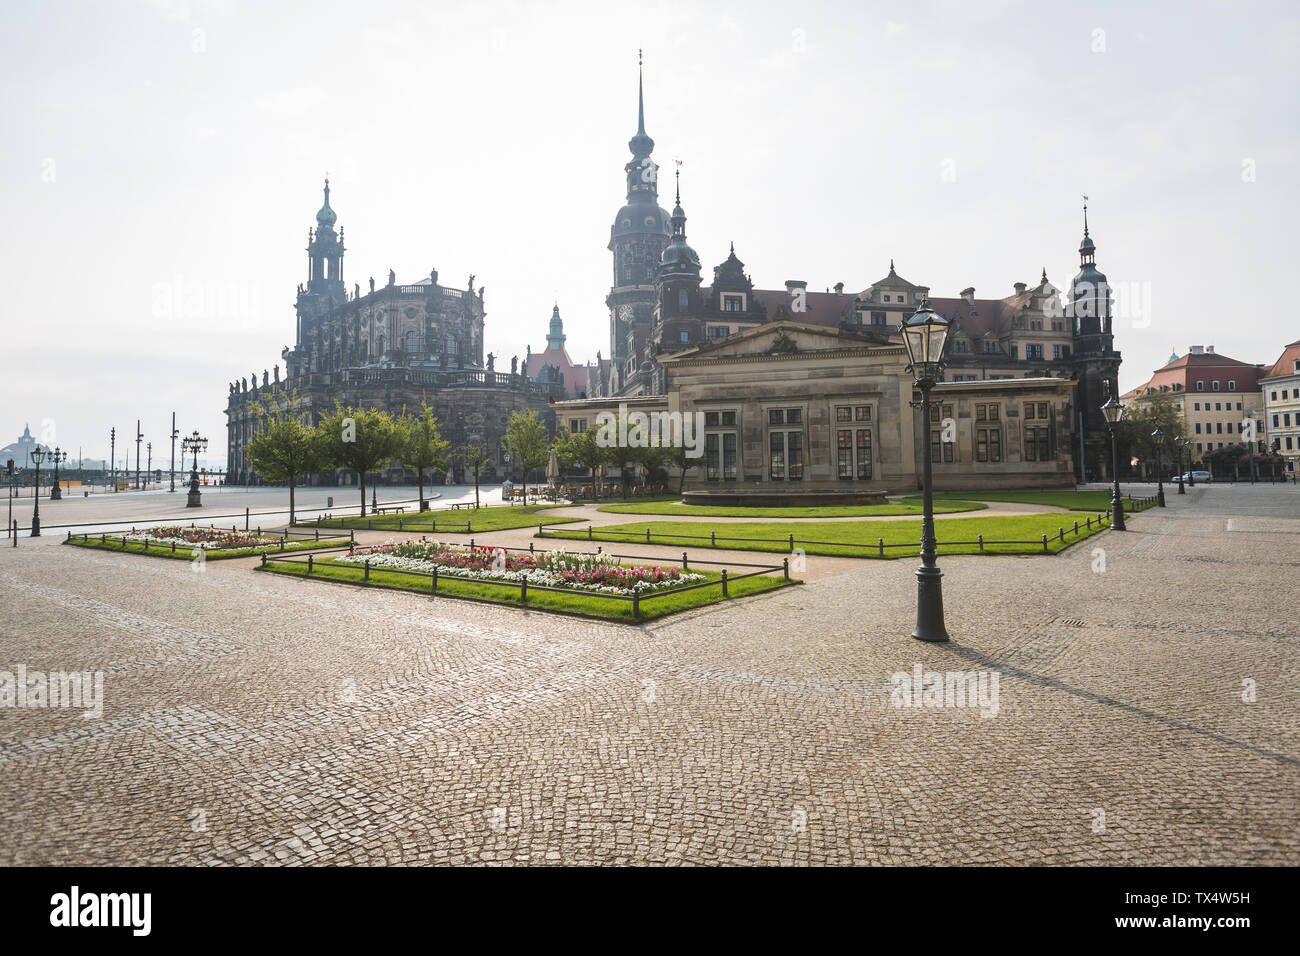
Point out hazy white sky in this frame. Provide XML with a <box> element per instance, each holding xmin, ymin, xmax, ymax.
<box><xmin>2</xmin><ymin>0</ymin><xmax>1297</xmax><ymax>464</ymax></box>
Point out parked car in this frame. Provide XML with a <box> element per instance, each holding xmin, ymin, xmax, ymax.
<box><xmin>1177</xmin><ymin>471</ymin><xmax>1212</xmax><ymax>483</ymax></box>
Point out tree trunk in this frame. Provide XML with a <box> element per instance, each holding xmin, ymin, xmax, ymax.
<box><xmin>522</xmin><ymin>470</ymin><xmax>528</xmax><ymax>507</ymax></box>
<box><xmin>473</xmin><ymin>465</ymin><xmax>480</xmax><ymax>509</ymax></box>
<box><xmin>678</xmin><ymin>461</ymin><xmax>688</xmax><ymax>495</ymax></box>
<box><xmin>289</xmin><ymin>476</ymin><xmax>296</xmax><ymax>527</ymax></box>
<box><xmin>359</xmin><ymin>472</ymin><xmax>366</xmax><ymax>517</ymax></box>
<box><xmin>417</xmin><ymin>467</ymin><xmax>425</xmax><ymax>512</ymax></box>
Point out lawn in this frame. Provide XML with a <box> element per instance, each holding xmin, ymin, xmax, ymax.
<box><xmin>539</xmin><ymin>512</ymin><xmax>1116</xmax><ymax>558</ymax></box>
<box><xmin>64</xmin><ymin>535</ymin><xmax>349</xmax><ymax>560</ymax></box>
<box><xmin>257</xmin><ymin>554</ymin><xmax>794</xmax><ymax>622</ymax></box>
<box><xmin>911</xmin><ymin>489</ymin><xmax>1158</xmax><ymax>513</ymax></box>
<box><xmin>596</xmin><ymin>499</ymin><xmax>987</xmax><ymax>518</ymax></box>
<box><xmin>311</xmin><ymin>503</ymin><xmax>582</xmax><ymax>534</ymax></box>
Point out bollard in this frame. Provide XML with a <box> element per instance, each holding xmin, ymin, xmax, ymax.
<box><xmin>682</xmin><ymin>551</ymin><xmax>688</xmax><ymax>570</ymax></box>
<box><xmin>398</xmin><ymin>519</ymin><xmax>403</xmax><ymax>531</ymax></box>
<box><xmin>245</xmin><ymin>507</ymin><xmax>249</xmax><ymax>531</ymax></box>
<box><xmin>315</xmin><ymin>528</ymin><xmax>319</xmax><ymax>541</ymax></box>
<box><xmin>1042</xmin><ymin>534</ymin><xmax>1049</xmax><ymax>553</ymax></box>
<box><xmin>520</xmin><ymin>574</ymin><xmax>528</xmax><ymax>604</ymax></box>
<box><xmin>1074</xmin><ymin>521</ymin><xmax>1079</xmax><ymax>535</ymax></box>
<box><xmin>721</xmin><ymin>568</ymin><xmax>728</xmax><ymax>597</ymax></box>
<box><xmin>101</xmin><ymin>532</ymin><xmax>106</xmax><ymax>543</ymax></box>
<box><xmin>467</xmin><ymin>520</ymin><xmax>472</xmax><ymax>534</ymax></box>
<box><xmin>307</xmin><ymin>554</ymin><xmax>313</xmax><ymax>573</ymax></box>
<box><xmin>431</xmin><ymin>566</ymin><xmax>438</xmax><ymax>594</ymax></box>
<box><xmin>279</xmin><ymin>538</ymin><xmax>285</xmax><ymax>551</ymax></box>
<box><xmin>470</xmin><ymin>539</ymin><xmax>475</xmax><ymax>550</ymax></box>
<box><xmin>711</xmin><ymin>530</ymin><xmax>716</xmax><ymax>547</ymax></box>
<box><xmin>364</xmin><ymin>559</ymin><xmax>370</xmax><ymax>581</ymax></box>
<box><xmin>529</xmin><ymin>541</ymin><xmax>535</xmax><ymax>555</ymax></box>
<box><xmin>261</xmin><ymin>552</ymin><xmax>266</xmax><ymax>566</ymax></box>
<box><xmin>978</xmin><ymin>534</ymin><xmax>983</xmax><ymax>553</ymax></box>
<box><xmin>646</xmin><ymin>527</ymin><xmax>652</xmax><ymax>543</ymax></box>
<box><xmin>788</xmin><ymin>533</ymin><xmax>795</xmax><ymax>552</ymax></box>
<box><xmin>587</xmin><ymin>526</ymin><xmax>593</xmax><ymax>540</ymax></box>
<box><xmin>1059</xmin><ymin>527</ymin><xmax>1065</xmax><ymax>541</ymax></box>
<box><xmin>538</xmin><ymin>523</ymin><xmax>543</xmax><ymax>536</ymax></box>
<box><xmin>171</xmin><ymin>541</ymin><xmax>176</xmax><ymax>554</ymax></box>
<box><xmin>783</xmin><ymin>557</ymin><xmax>789</xmax><ymax>580</ymax></box>
<box><xmin>879</xmin><ymin>537</ymin><xmax>885</xmax><ymax>557</ymax></box>
<box><xmin>66</xmin><ymin>530</ymin><xmax>70</xmax><ymax>542</ymax></box>
<box><xmin>632</xmin><ymin>591</ymin><xmax>639</xmax><ymax>618</ymax></box>
<box><xmin>1087</xmin><ymin>516</ymin><xmax>1092</xmax><ymax>529</ymax></box>
<box><xmin>432</xmin><ymin>519</ymin><xmax>437</xmax><ymax>533</ymax></box>
<box><xmin>350</xmin><ymin>529</ymin><xmax>355</xmax><ymax>545</ymax></box>
<box><xmin>257</xmin><ymin>526</ymin><xmax>261</xmax><ymax>537</ymax></box>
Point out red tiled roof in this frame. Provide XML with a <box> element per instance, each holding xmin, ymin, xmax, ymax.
<box><xmin>1131</xmin><ymin>350</ymin><xmax>1266</xmax><ymax>396</ymax></box>
<box><xmin>526</xmin><ymin>346</ymin><xmax>587</xmax><ymax>398</ymax></box>
<box><xmin>751</xmin><ymin>289</ymin><xmax>858</xmax><ymax>328</ymax></box>
<box><xmin>1262</xmin><ymin>339</ymin><xmax>1300</xmax><ymax>380</ymax></box>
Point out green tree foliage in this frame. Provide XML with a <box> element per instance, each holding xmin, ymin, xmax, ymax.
<box><xmin>452</xmin><ymin>443</ymin><xmax>492</xmax><ymax>509</ymax></box>
<box><xmin>1118</xmin><ymin>392</ymin><xmax>1186</xmax><ymax>474</ymax></box>
<box><xmin>552</xmin><ymin>426</ymin><xmax>606</xmax><ymax>500</ymax></box>
<box><xmin>243</xmin><ymin>392</ymin><xmax>320</xmax><ymax>525</ymax></box>
<box><xmin>505</xmin><ymin>410</ymin><xmax>550</xmax><ymax>506</ymax></box>
<box><xmin>399</xmin><ymin>401</ymin><xmax>449</xmax><ymax>512</ymax></box>
<box><xmin>313</xmin><ymin>404</ymin><xmax>403</xmax><ymax>517</ymax></box>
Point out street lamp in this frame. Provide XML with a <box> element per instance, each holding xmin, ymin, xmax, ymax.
<box><xmin>1101</xmin><ymin>394</ymin><xmax>1127</xmax><ymax>531</ymax></box>
<box><xmin>1173</xmin><ymin>436</ymin><xmax>1186</xmax><ymax>494</ymax></box>
<box><xmin>900</xmin><ymin>299</ymin><xmax>953</xmax><ymax>643</ymax></box>
<box><xmin>29</xmin><ymin>446</ymin><xmax>44</xmax><ymax>536</ymax></box>
<box><xmin>146</xmin><ymin>442</ymin><xmax>152</xmax><ymax>489</ymax></box>
<box><xmin>109</xmin><ymin>427</ymin><xmax>116</xmax><ymax>491</ymax></box>
<box><xmin>1152</xmin><ymin>427</ymin><xmax>1167</xmax><ymax>507</ymax></box>
<box><xmin>182</xmin><ymin>430</ymin><xmax>208</xmax><ymax>508</ymax></box>
<box><xmin>6</xmin><ymin>460</ymin><xmax>21</xmax><ymax>544</ymax></box>
<box><xmin>48</xmin><ymin>447</ymin><xmax>68</xmax><ymax>500</ymax></box>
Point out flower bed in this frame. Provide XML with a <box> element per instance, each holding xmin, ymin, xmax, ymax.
<box><xmin>335</xmin><ymin>540</ymin><xmax>704</xmax><ymax>595</ymax></box>
<box><xmin>123</xmin><ymin>525</ymin><xmax>282</xmax><ymax>550</ymax></box>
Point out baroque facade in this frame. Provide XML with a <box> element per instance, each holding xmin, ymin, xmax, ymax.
<box><xmin>224</xmin><ymin>182</ymin><xmax>560</xmax><ymax>485</ymax></box>
<box><xmin>591</xmin><ymin>66</ymin><xmax>1122</xmax><ymax>482</ymax></box>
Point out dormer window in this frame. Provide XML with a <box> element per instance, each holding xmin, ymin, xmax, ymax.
<box><xmin>1212</xmin><ymin>380</ymin><xmax>1221</xmax><ymax>391</ymax></box>
<box><xmin>723</xmin><ymin>294</ymin><xmax>743</xmax><ymax>312</ymax></box>
<box><xmin>1195</xmin><ymin>380</ymin><xmax>1204</xmax><ymax>391</ymax></box>
<box><xmin>1227</xmin><ymin>380</ymin><xmax>1236</xmax><ymax>391</ymax></box>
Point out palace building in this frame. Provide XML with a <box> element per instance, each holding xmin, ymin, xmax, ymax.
<box><xmin>559</xmin><ymin>63</ymin><xmax>1125</xmax><ymax>490</ymax></box>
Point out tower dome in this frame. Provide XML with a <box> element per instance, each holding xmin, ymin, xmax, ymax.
<box><xmin>316</xmin><ymin>179</ymin><xmax>337</xmax><ymax>230</ymax></box>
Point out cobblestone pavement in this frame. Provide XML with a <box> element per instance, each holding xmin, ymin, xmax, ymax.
<box><xmin>0</xmin><ymin>484</ymin><xmax>1296</xmax><ymax>865</ymax></box>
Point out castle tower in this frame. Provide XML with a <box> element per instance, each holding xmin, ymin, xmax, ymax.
<box><xmin>1068</xmin><ymin>198</ymin><xmax>1122</xmax><ymax>480</ymax></box>
<box><xmin>605</xmin><ymin>52</ymin><xmax>671</xmax><ymax>388</ymax></box>
<box><xmin>654</xmin><ymin>166</ymin><xmax>704</xmax><ymax>357</ymax></box>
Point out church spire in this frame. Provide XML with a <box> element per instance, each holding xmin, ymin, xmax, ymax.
<box><xmin>547</xmin><ymin>303</ymin><xmax>566</xmax><ymax>351</ymax></box>
<box><xmin>627</xmin><ymin>50</ymin><xmax>655</xmax><ymax>162</ymax></box>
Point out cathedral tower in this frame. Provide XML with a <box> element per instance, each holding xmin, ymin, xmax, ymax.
<box><xmin>1068</xmin><ymin>198</ymin><xmax>1122</xmax><ymax>480</ymax></box>
<box><xmin>605</xmin><ymin>53</ymin><xmax>671</xmax><ymax>389</ymax></box>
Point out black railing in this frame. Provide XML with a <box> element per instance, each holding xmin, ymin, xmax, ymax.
<box><xmin>65</xmin><ymin>525</ymin><xmax>353</xmax><ymax>554</ymax></box>
<box><xmin>536</xmin><ymin>498</ymin><xmax>1159</xmax><ymax>557</ymax></box>
<box><xmin>258</xmin><ymin>542</ymin><xmax>788</xmax><ymax>619</ymax></box>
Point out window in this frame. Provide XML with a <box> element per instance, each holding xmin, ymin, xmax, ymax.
<box><xmin>767</xmin><ymin>408</ymin><xmax>804</xmax><ymax>481</ymax></box>
<box><xmin>1273</xmin><ymin>414</ymin><xmax>1280</xmax><ymax>428</ymax></box>
<box><xmin>871</xmin><ymin>311</ymin><xmax>886</xmax><ymax>325</ymax></box>
<box><xmin>1216</xmin><ymin>422</ymin><xmax>1223</xmax><ymax>434</ymax></box>
<box><xmin>1212</xmin><ymin>380</ymin><xmax>1221</xmax><ymax>391</ymax></box>
<box><xmin>976</xmin><ymin>403</ymin><xmax>999</xmax><ymax>421</ymax></box>
<box><xmin>679</xmin><ymin>330</ymin><xmax>689</xmax><ymax>343</ymax></box>
<box><xmin>1284</xmin><ymin>389</ymin><xmax>1291</xmax><ymax>400</ymax></box>
<box><xmin>707</xmin><ymin>325</ymin><xmax>728</xmax><ymax>339</ymax></box>
<box><xmin>1195</xmin><ymin>423</ymin><xmax>1202</xmax><ymax>434</ymax></box>
<box><xmin>954</xmin><ymin>339</ymin><xmax>970</xmax><ymax>353</ymax></box>
<box><xmin>678</xmin><ymin>290</ymin><xmax>688</xmax><ymax>310</ymax></box>
<box><xmin>927</xmin><ymin>403</ymin><xmax>954</xmax><ymax>463</ymax></box>
<box><xmin>1286</xmin><ymin>413</ymin><xmax>1293</xmax><ymax>427</ymax></box>
<box><xmin>1194</xmin><ymin>402</ymin><xmax>1200</xmax><ymax>411</ymax></box>
<box><xmin>883</xmin><ymin>295</ymin><xmax>891</xmax><ymax>302</ymax></box>
<box><xmin>1025</xmin><ymin>403</ymin><xmax>1036</xmax><ymax>420</ymax></box>
<box><xmin>1196</xmin><ymin>381</ymin><xmax>1204</xmax><ymax>391</ymax></box>
<box><xmin>1024</xmin><ymin>425</ymin><xmax>1051</xmax><ymax>462</ymax></box>
<box><xmin>704</xmin><ymin>410</ymin><xmax>738</xmax><ymax>481</ymax></box>
<box><xmin>976</xmin><ymin>428</ymin><xmax>1002</xmax><ymax>462</ymax></box>
<box><xmin>1052</xmin><ymin>345</ymin><xmax>1062</xmax><ymax>359</ymax></box>
<box><xmin>1228</xmin><ymin>380</ymin><xmax>1236</xmax><ymax>391</ymax></box>
<box><xmin>1215</xmin><ymin>403</ymin><xmax>1222</xmax><ymax>411</ymax></box>
<box><xmin>1272</xmin><ymin>391</ymin><xmax>1278</xmax><ymax>401</ymax></box>
<box><xmin>835</xmin><ymin>404</ymin><xmax>874</xmax><ymax>478</ymax></box>
<box><xmin>723</xmin><ymin>295</ymin><xmax>743</xmax><ymax>312</ymax></box>
<box><xmin>983</xmin><ymin>340</ymin><xmax>999</xmax><ymax>354</ymax></box>
<box><xmin>569</xmin><ymin>418</ymin><xmax>587</xmax><ymax>433</ymax></box>
<box><xmin>1026</xmin><ymin>344</ymin><xmax>1043</xmax><ymax>360</ymax></box>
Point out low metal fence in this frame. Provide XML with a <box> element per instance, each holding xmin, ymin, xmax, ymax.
<box><xmin>535</xmin><ymin>503</ymin><xmax>1154</xmax><ymax>557</ymax></box>
<box><xmin>66</xmin><ymin>525</ymin><xmax>354</xmax><ymax>555</ymax></box>
<box><xmin>312</xmin><ymin>514</ymin><xmax>475</xmax><ymax>533</ymax></box>
<box><xmin>259</xmin><ymin>541</ymin><xmax>788</xmax><ymax>619</ymax></box>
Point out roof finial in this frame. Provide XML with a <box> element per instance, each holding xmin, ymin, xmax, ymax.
<box><xmin>1042</xmin><ymin>266</ymin><xmax>1048</xmax><ymax>281</ymax></box>
<box><xmin>1082</xmin><ymin>193</ymin><xmax>1090</xmax><ymax>237</ymax></box>
<box><xmin>637</xmin><ymin>50</ymin><xmax>646</xmax><ymax>136</ymax></box>
<box><xmin>889</xmin><ymin>258</ymin><xmax>896</xmax><ymax>274</ymax></box>
<box><xmin>674</xmin><ymin>158</ymin><xmax>681</xmax><ymax>205</ymax></box>
<box><xmin>730</xmin><ymin>240</ymin><xmax>735</xmax><ymax>254</ymax></box>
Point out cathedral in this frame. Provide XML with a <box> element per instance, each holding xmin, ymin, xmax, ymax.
<box><xmin>224</xmin><ymin>182</ymin><xmax>561</xmax><ymax>486</ymax></box>
<box><xmin>585</xmin><ymin>63</ymin><xmax>1122</xmax><ymax>482</ymax></box>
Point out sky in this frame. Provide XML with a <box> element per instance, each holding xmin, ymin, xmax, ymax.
<box><xmin>2</xmin><ymin>0</ymin><xmax>1297</xmax><ymax>466</ymax></box>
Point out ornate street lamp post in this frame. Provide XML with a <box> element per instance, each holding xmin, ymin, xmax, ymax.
<box><xmin>109</xmin><ymin>427</ymin><xmax>116</xmax><ymax>491</ymax></box>
<box><xmin>1101</xmin><ymin>395</ymin><xmax>1127</xmax><ymax>531</ymax></box>
<box><xmin>900</xmin><ymin>299</ymin><xmax>953</xmax><ymax>643</ymax></box>
<box><xmin>29</xmin><ymin>446</ymin><xmax>44</xmax><ymax>536</ymax></box>
<box><xmin>49</xmin><ymin>447</ymin><xmax>68</xmax><ymax>500</ymax></box>
<box><xmin>6</xmin><ymin>460</ymin><xmax>21</xmax><ymax>544</ymax></box>
<box><xmin>146</xmin><ymin>442</ymin><xmax>152</xmax><ymax>489</ymax></box>
<box><xmin>1173</xmin><ymin>436</ymin><xmax>1186</xmax><ymax>494</ymax></box>
<box><xmin>1152</xmin><ymin>427</ymin><xmax>1167</xmax><ymax>507</ymax></box>
<box><xmin>182</xmin><ymin>430</ymin><xmax>208</xmax><ymax>508</ymax></box>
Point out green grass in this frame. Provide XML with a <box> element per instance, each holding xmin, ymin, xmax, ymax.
<box><xmin>595</xmin><ymin>499</ymin><xmax>987</xmax><ymax>518</ymax></box>
<box><xmin>913</xmin><ymin>489</ymin><xmax>1158</xmax><ymax>513</ymax></box>
<box><xmin>311</xmin><ymin>503</ymin><xmax>583</xmax><ymax>534</ymax></box>
<box><xmin>64</xmin><ymin>536</ymin><xmax>349</xmax><ymax>560</ymax></box>
<box><xmin>257</xmin><ymin>555</ymin><xmax>795</xmax><ymax>622</ymax></box>
<box><xmin>540</xmin><ymin>512</ymin><xmax>1116</xmax><ymax>558</ymax></box>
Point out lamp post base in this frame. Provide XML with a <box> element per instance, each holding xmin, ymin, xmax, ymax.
<box><xmin>912</xmin><ymin>566</ymin><xmax>950</xmax><ymax>642</ymax></box>
<box><xmin>30</xmin><ymin>516</ymin><xmax>40</xmax><ymax>537</ymax></box>
<box><xmin>1111</xmin><ymin>495</ymin><xmax>1127</xmax><ymax>531</ymax></box>
<box><xmin>1156</xmin><ymin>485</ymin><xmax>1166</xmax><ymax>507</ymax></box>
<box><xmin>1177</xmin><ymin>477</ymin><xmax>1185</xmax><ymax>494</ymax></box>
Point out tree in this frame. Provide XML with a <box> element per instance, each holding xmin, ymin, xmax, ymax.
<box><xmin>1118</xmin><ymin>392</ymin><xmax>1185</xmax><ymax>479</ymax></box>
<box><xmin>452</xmin><ymin>443</ymin><xmax>491</xmax><ymax>509</ymax></box>
<box><xmin>399</xmin><ymin>401</ymin><xmax>449</xmax><ymax>512</ymax></box>
<box><xmin>243</xmin><ymin>392</ymin><xmax>319</xmax><ymax>526</ymax></box>
<box><xmin>504</xmin><ymin>410</ymin><xmax>549</xmax><ymax>505</ymax></box>
<box><xmin>552</xmin><ymin>426</ymin><xmax>606</xmax><ymax>500</ymax></box>
<box><xmin>313</xmin><ymin>404</ymin><xmax>403</xmax><ymax>517</ymax></box>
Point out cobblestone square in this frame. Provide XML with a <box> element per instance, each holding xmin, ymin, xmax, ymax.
<box><xmin>1</xmin><ymin>484</ymin><xmax>1296</xmax><ymax>865</ymax></box>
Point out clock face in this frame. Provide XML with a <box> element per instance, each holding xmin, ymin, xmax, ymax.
<box><xmin>618</xmin><ymin>305</ymin><xmax>635</xmax><ymax>323</ymax></box>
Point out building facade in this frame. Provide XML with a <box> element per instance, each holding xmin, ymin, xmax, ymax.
<box><xmin>1261</xmin><ymin>340</ymin><xmax>1300</xmax><ymax>476</ymax></box>
<box><xmin>225</xmin><ymin>182</ymin><xmax>560</xmax><ymax>485</ymax></box>
<box><xmin>556</xmin><ymin>322</ymin><xmax>1077</xmax><ymax>495</ymax></box>
<box><xmin>591</xmin><ymin>67</ymin><xmax>1121</xmax><ymax>481</ymax></box>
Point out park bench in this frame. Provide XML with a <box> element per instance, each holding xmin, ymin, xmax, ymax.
<box><xmin>374</xmin><ymin>505</ymin><xmax>406</xmax><ymax>515</ymax></box>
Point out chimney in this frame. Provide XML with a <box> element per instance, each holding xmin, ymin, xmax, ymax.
<box><xmin>960</xmin><ymin>286</ymin><xmax>976</xmax><ymax>300</ymax></box>
<box><xmin>1189</xmin><ymin>345</ymin><xmax>1204</xmax><ymax>354</ymax></box>
<box><xmin>1206</xmin><ymin>345</ymin><xmax>1215</xmax><ymax>354</ymax></box>
<box><xmin>834</xmin><ymin>282</ymin><xmax>844</xmax><ymax>294</ymax></box>
<box><xmin>1013</xmin><ymin>282</ymin><xmax>1027</xmax><ymax>294</ymax></box>
<box><xmin>784</xmin><ymin>279</ymin><xmax>807</xmax><ymax>292</ymax></box>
